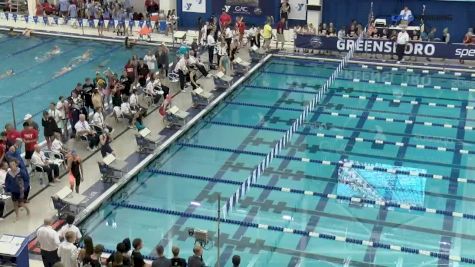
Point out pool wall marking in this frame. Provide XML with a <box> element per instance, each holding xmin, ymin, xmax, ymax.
<box><xmin>74</xmin><ymin>54</ymin><xmax>273</xmax><ymax>224</ymax></box>
<box><xmin>110</xmin><ymin>201</ymin><xmax>475</xmax><ymax>264</ymax></box>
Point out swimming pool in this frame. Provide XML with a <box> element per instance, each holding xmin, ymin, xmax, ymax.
<box><xmin>79</xmin><ymin>56</ymin><xmax>475</xmax><ymax>266</ymax></box>
<box><xmin>0</xmin><ymin>32</ymin><xmax>159</xmax><ymax>135</ymax></box>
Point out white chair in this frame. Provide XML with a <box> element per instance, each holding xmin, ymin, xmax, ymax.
<box><xmin>44</xmin><ymin>150</ymin><xmax>66</xmax><ymax>169</ymax></box>
<box><xmin>30</xmin><ymin>163</ymin><xmax>48</xmax><ymax>186</ymax></box>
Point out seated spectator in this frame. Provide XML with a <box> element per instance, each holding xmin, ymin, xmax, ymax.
<box><xmin>188</xmin><ymin>55</ymin><xmax>210</xmax><ymax>78</ymax></box>
<box><xmin>399</xmin><ymin>6</ymin><xmax>413</xmax><ymax>25</ymax></box>
<box><xmin>99</xmin><ymin>129</ymin><xmax>115</xmax><ymax>158</ymax></box>
<box><xmin>442</xmin><ymin>28</ymin><xmax>451</xmax><ymax>43</ymax></box>
<box><xmin>151</xmin><ymin>245</ymin><xmax>170</xmax><ymax>267</ymax></box>
<box><xmin>74</xmin><ymin>114</ymin><xmax>100</xmax><ymax>151</ymax></box>
<box><xmin>92</xmin><ymin>107</ymin><xmax>113</xmax><ymax>134</ymax></box>
<box><xmin>120</xmin><ymin>96</ymin><xmax>137</xmax><ymax>129</ymax></box>
<box><xmin>170</xmin><ymin>246</ymin><xmax>187</xmax><ymax>267</ymax></box>
<box><xmin>31</xmin><ymin>144</ymin><xmax>60</xmax><ymax>183</ymax></box>
<box><xmin>145</xmin><ymin>74</ymin><xmax>164</xmax><ymax>104</ymax></box>
<box><xmin>58</xmin><ymin>214</ymin><xmax>82</xmax><ymax>241</ymax></box>
<box><xmin>51</xmin><ymin>132</ymin><xmax>69</xmax><ymax>156</ymax></box>
<box><xmin>135</xmin><ymin>112</ymin><xmax>146</xmax><ymax>131</ymax></box>
<box><xmin>137</xmin><ymin>58</ymin><xmax>150</xmax><ymax>88</ymax></box>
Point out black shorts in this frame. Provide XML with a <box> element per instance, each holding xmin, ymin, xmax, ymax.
<box><xmin>281</xmin><ymin>12</ymin><xmax>288</xmax><ymax>20</ymax></box>
<box><xmin>11</xmin><ymin>189</ymin><xmax>28</xmax><ymax>202</ymax></box>
<box><xmin>101</xmin><ymin>144</ymin><xmax>113</xmax><ymax>157</ymax></box>
<box><xmin>25</xmin><ymin>150</ymin><xmax>34</xmax><ymax>160</ymax></box>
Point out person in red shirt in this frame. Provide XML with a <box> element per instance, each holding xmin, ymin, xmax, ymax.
<box><xmin>124</xmin><ymin>59</ymin><xmax>136</xmax><ymax>81</ymax></box>
<box><xmin>219</xmin><ymin>8</ymin><xmax>232</xmax><ymax>31</ymax></box>
<box><xmin>20</xmin><ymin>122</ymin><xmax>38</xmax><ymax>163</ymax></box>
<box><xmin>5</xmin><ymin>123</ymin><xmax>21</xmax><ymax>148</ymax></box>
<box><xmin>276</xmin><ymin>17</ymin><xmax>286</xmax><ymax>49</ymax></box>
<box><xmin>0</xmin><ymin>132</ymin><xmax>6</xmax><ymax>163</ymax></box>
<box><xmin>236</xmin><ymin>16</ymin><xmax>246</xmax><ymax>47</ymax></box>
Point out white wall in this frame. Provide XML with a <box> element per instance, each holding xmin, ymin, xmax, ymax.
<box><xmin>159</xmin><ymin>0</ymin><xmax>177</xmax><ymax>12</ymax></box>
<box><xmin>307</xmin><ymin>0</ymin><xmax>322</xmax><ymax>27</ymax></box>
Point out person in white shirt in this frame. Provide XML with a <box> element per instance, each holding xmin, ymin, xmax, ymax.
<box><xmin>143</xmin><ymin>50</ymin><xmax>157</xmax><ymax>71</ymax></box>
<box><xmin>121</xmin><ymin>96</ymin><xmax>137</xmax><ymax>128</ymax></box>
<box><xmin>188</xmin><ymin>55</ymin><xmax>210</xmax><ymax>78</ymax></box>
<box><xmin>224</xmin><ymin>26</ymin><xmax>233</xmax><ymax>55</ymax></box>
<box><xmin>58</xmin><ymin>214</ymin><xmax>82</xmax><ymax>241</ymax></box>
<box><xmin>92</xmin><ymin>107</ymin><xmax>113</xmax><ymax>134</ymax></box>
<box><xmin>200</xmin><ymin>22</ymin><xmax>209</xmax><ymax>46</ymax></box>
<box><xmin>396</xmin><ymin>27</ymin><xmax>410</xmax><ymax>63</ymax></box>
<box><xmin>0</xmin><ymin>161</ymin><xmax>7</xmax><ymax>219</ymax></box>
<box><xmin>48</xmin><ymin>102</ymin><xmax>61</xmax><ymax>130</ymax></box>
<box><xmin>74</xmin><ymin>114</ymin><xmax>100</xmax><ymax>151</ymax></box>
<box><xmin>174</xmin><ymin>54</ymin><xmax>190</xmax><ymax>91</ymax></box>
<box><xmin>37</xmin><ymin>218</ymin><xmax>61</xmax><ymax>267</ymax></box>
<box><xmin>31</xmin><ymin>145</ymin><xmax>60</xmax><ymax>183</ymax></box>
<box><xmin>207</xmin><ymin>31</ymin><xmax>216</xmax><ymax>65</ymax></box>
<box><xmin>399</xmin><ymin>6</ymin><xmax>412</xmax><ymax>25</ymax></box>
<box><xmin>56</xmin><ymin>96</ymin><xmax>67</xmax><ymax>138</ymax></box>
<box><xmin>58</xmin><ymin>231</ymin><xmax>79</xmax><ymax>267</ymax></box>
<box><xmin>145</xmin><ymin>74</ymin><xmax>164</xmax><ymax>104</ymax></box>
<box><xmin>51</xmin><ymin>132</ymin><xmax>68</xmax><ymax>155</ymax></box>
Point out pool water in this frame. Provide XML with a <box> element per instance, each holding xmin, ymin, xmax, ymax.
<box><xmin>80</xmin><ymin>57</ymin><xmax>475</xmax><ymax>266</ymax></box>
<box><xmin>0</xmin><ymin>33</ymin><xmax>163</xmax><ymax>136</ymax></box>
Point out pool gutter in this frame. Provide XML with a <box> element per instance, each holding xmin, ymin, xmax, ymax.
<box><xmin>74</xmin><ymin>53</ymin><xmax>273</xmax><ymax>225</ymax></box>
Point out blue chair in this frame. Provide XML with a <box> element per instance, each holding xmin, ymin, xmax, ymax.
<box><xmin>391</xmin><ymin>15</ymin><xmax>401</xmax><ymax>26</ymax></box>
<box><xmin>158</xmin><ymin>20</ymin><xmax>167</xmax><ymax>34</ymax></box>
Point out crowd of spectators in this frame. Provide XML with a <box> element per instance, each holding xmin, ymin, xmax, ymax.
<box><xmin>36</xmin><ymin>215</ymin><xmax>243</xmax><ymax>267</ymax></box>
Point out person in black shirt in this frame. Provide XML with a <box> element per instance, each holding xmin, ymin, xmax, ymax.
<box><xmin>131</xmin><ymin>238</ymin><xmax>146</xmax><ymax>267</ymax></box>
<box><xmin>170</xmin><ymin>246</ymin><xmax>187</xmax><ymax>267</ymax></box>
<box><xmin>107</xmin><ymin>242</ymin><xmax>132</xmax><ymax>266</ymax></box>
<box><xmin>137</xmin><ymin>58</ymin><xmax>150</xmax><ymax>88</ymax></box>
<box><xmin>120</xmin><ymin>70</ymin><xmax>133</xmax><ymax>96</ymax></box>
<box><xmin>82</xmin><ymin>77</ymin><xmax>95</xmax><ymax>113</ymax></box>
<box><xmin>83</xmin><ymin>244</ymin><xmax>104</xmax><ymax>267</ymax></box>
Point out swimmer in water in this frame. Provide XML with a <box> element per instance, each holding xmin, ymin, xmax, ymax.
<box><xmin>0</xmin><ymin>69</ymin><xmax>14</xmax><ymax>80</ymax></box>
<box><xmin>53</xmin><ymin>66</ymin><xmax>72</xmax><ymax>78</ymax></box>
<box><xmin>35</xmin><ymin>45</ymin><xmax>62</xmax><ymax>62</ymax></box>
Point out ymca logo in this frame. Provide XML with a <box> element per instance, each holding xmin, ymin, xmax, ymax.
<box><xmin>224</xmin><ymin>5</ymin><xmax>231</xmax><ymax>12</ymax></box>
<box><xmin>296</xmin><ymin>3</ymin><xmax>305</xmax><ymax>11</ymax></box>
<box><xmin>196</xmin><ymin>0</ymin><xmax>202</xmax><ymax>4</ymax></box>
<box><xmin>185</xmin><ymin>3</ymin><xmax>192</xmax><ymax>10</ymax></box>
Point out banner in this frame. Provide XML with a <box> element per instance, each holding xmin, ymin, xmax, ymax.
<box><xmin>295</xmin><ymin>35</ymin><xmax>475</xmax><ymax>60</ymax></box>
<box><xmin>287</xmin><ymin>0</ymin><xmax>306</xmax><ymax>20</ymax></box>
<box><xmin>182</xmin><ymin>0</ymin><xmax>206</xmax><ymax>13</ymax></box>
<box><xmin>219</xmin><ymin>0</ymin><xmax>267</xmax><ymax>17</ymax></box>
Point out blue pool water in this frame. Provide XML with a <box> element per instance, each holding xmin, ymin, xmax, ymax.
<box><xmin>79</xmin><ymin>56</ymin><xmax>475</xmax><ymax>266</ymax></box>
<box><xmin>0</xmin><ymin>33</ymin><xmax>165</xmax><ymax>136</ymax></box>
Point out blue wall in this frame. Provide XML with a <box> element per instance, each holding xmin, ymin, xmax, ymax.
<box><xmin>322</xmin><ymin>0</ymin><xmax>475</xmax><ymax>42</ymax></box>
<box><xmin>177</xmin><ymin>0</ymin><xmax>303</xmax><ymax>29</ymax></box>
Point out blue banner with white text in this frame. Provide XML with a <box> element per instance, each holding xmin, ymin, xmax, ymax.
<box><xmin>295</xmin><ymin>35</ymin><xmax>475</xmax><ymax>60</ymax></box>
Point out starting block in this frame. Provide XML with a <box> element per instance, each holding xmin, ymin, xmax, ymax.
<box><xmin>192</xmin><ymin>87</ymin><xmax>212</xmax><ymax>107</ymax></box>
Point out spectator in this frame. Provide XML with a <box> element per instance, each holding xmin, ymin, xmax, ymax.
<box><xmin>92</xmin><ymin>107</ymin><xmax>113</xmax><ymax>134</ymax></box>
<box><xmin>262</xmin><ymin>19</ymin><xmax>273</xmax><ymax>50</ymax></box>
<box><xmin>4</xmin><ymin>159</ymin><xmax>30</xmax><ymax>220</ymax></box>
<box><xmin>174</xmin><ymin>53</ymin><xmax>190</xmax><ymax>91</ymax></box>
<box><xmin>48</xmin><ymin>102</ymin><xmax>62</xmax><ymax>133</ymax></box>
<box><xmin>0</xmin><ymin>161</ymin><xmax>7</xmax><ymax>220</ymax></box>
<box><xmin>232</xmin><ymin>255</ymin><xmax>240</xmax><ymax>267</ymax></box>
<box><xmin>152</xmin><ymin>245</ymin><xmax>171</xmax><ymax>267</ymax></box>
<box><xmin>83</xmin><ymin>244</ymin><xmax>104</xmax><ymax>267</ymax></box>
<box><xmin>427</xmin><ymin>27</ymin><xmax>437</xmax><ymax>42</ymax></box>
<box><xmin>219</xmin><ymin>8</ymin><xmax>231</xmax><ymax>31</ymax></box>
<box><xmin>57</xmin><ymin>231</ymin><xmax>79</xmax><ymax>267</ymax></box>
<box><xmin>399</xmin><ymin>6</ymin><xmax>412</xmax><ymax>25</ymax></box>
<box><xmin>146</xmin><ymin>74</ymin><xmax>164</xmax><ymax>104</ymax></box>
<box><xmin>216</xmin><ymin>39</ymin><xmax>228</xmax><ymax>67</ymax></box>
<box><xmin>206</xmin><ymin>30</ymin><xmax>216</xmax><ymax>65</ymax></box>
<box><xmin>24</xmin><ymin>113</ymin><xmax>39</xmax><ymax>131</ymax></box>
<box><xmin>31</xmin><ymin>144</ymin><xmax>60</xmax><ymax>183</ymax></box>
<box><xmin>396</xmin><ymin>26</ymin><xmax>410</xmax><ymax>63</ymax></box>
<box><xmin>137</xmin><ymin>58</ymin><xmax>150</xmax><ymax>88</ymax></box>
<box><xmin>120</xmin><ymin>96</ymin><xmax>137</xmax><ymax>128</ymax></box>
<box><xmin>158</xmin><ymin>43</ymin><xmax>170</xmax><ymax>78</ymax></box>
<box><xmin>144</xmin><ymin>50</ymin><xmax>157</xmax><ymax>71</ymax></box>
<box><xmin>74</xmin><ymin>114</ymin><xmax>100</xmax><ymax>151</ymax></box>
<box><xmin>58</xmin><ymin>0</ymin><xmax>69</xmax><ymax>17</ymax></box>
<box><xmin>56</xmin><ymin>96</ymin><xmax>68</xmax><ymax>139</ymax></box>
<box><xmin>99</xmin><ymin>129</ymin><xmax>114</xmax><ymax>158</ymax></box>
<box><xmin>68</xmin><ymin>1</ymin><xmax>77</xmax><ymax>18</ymax></box>
<box><xmin>235</xmin><ymin>16</ymin><xmax>245</xmax><ymax>47</ymax></box>
<box><xmin>0</xmin><ymin>132</ymin><xmax>5</xmax><ymax>163</ymax></box>
<box><xmin>42</xmin><ymin>111</ymin><xmax>59</xmax><ymax>149</ymax></box>
<box><xmin>170</xmin><ymin>246</ymin><xmax>187</xmax><ymax>267</ymax></box>
<box><xmin>67</xmin><ymin>150</ymin><xmax>83</xmax><ymax>192</ymax></box>
<box><xmin>107</xmin><ymin>242</ymin><xmax>132</xmax><ymax>266</ymax></box>
<box><xmin>37</xmin><ymin>218</ymin><xmax>60</xmax><ymax>267</ymax></box>
<box><xmin>337</xmin><ymin>27</ymin><xmax>346</xmax><ymax>40</ymax></box>
<box><xmin>51</xmin><ymin>132</ymin><xmax>68</xmax><ymax>156</ymax></box>
<box><xmin>187</xmin><ymin>245</ymin><xmax>204</xmax><ymax>267</ymax></box>
<box><xmin>5</xmin><ymin>123</ymin><xmax>21</xmax><ymax>148</ymax></box>
<box><xmin>280</xmin><ymin>0</ymin><xmax>291</xmax><ymax>29</ymax></box>
<box><xmin>442</xmin><ymin>28</ymin><xmax>451</xmax><ymax>43</ymax></box>
<box><xmin>131</xmin><ymin>238</ymin><xmax>146</xmax><ymax>267</ymax></box>
<box><xmin>5</xmin><ymin>144</ymin><xmax>27</xmax><ymax>170</ymax></box>
<box><xmin>191</xmin><ymin>38</ymin><xmax>199</xmax><ymax>58</ymax></box>
<box><xmin>58</xmin><ymin>214</ymin><xmax>82</xmax><ymax>241</ymax></box>
<box><xmin>21</xmin><ymin>121</ymin><xmax>38</xmax><ymax>165</ymax></box>
<box><xmin>276</xmin><ymin>17</ymin><xmax>285</xmax><ymax>49</ymax></box>
<box><xmin>224</xmin><ymin>25</ymin><xmax>233</xmax><ymax>55</ymax></box>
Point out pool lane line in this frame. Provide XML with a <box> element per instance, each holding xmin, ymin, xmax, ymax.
<box><xmin>109</xmin><ymin>201</ymin><xmax>475</xmax><ymax>264</ymax></box>
<box><xmin>146</xmin><ymin>168</ymin><xmax>475</xmax><ymax>223</ymax></box>
<box><xmin>0</xmin><ymin>38</ymin><xmax>56</xmax><ymax>61</ymax></box>
<box><xmin>225</xmin><ymin>100</ymin><xmax>475</xmax><ymax>132</ymax></box>
<box><xmin>176</xmin><ymin>142</ymin><xmax>475</xmax><ymax>185</ymax></box>
<box><xmin>206</xmin><ymin>119</ymin><xmax>475</xmax><ymax>157</ymax></box>
<box><xmin>269</xmin><ymin>58</ymin><xmax>475</xmax><ymax>79</ymax></box>
<box><xmin>261</xmin><ymin>70</ymin><xmax>475</xmax><ymax>93</ymax></box>
<box><xmin>0</xmin><ymin>44</ymin><xmax>122</xmax><ymax>106</ymax></box>
<box><xmin>246</xmin><ymin>84</ymin><xmax>475</xmax><ymax>113</ymax></box>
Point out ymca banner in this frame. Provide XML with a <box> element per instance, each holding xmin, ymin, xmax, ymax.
<box><xmin>287</xmin><ymin>0</ymin><xmax>306</xmax><ymax>20</ymax></box>
<box><xmin>182</xmin><ymin>0</ymin><xmax>206</xmax><ymax>13</ymax></box>
<box><xmin>218</xmin><ymin>0</ymin><xmax>267</xmax><ymax>17</ymax></box>
<box><xmin>295</xmin><ymin>35</ymin><xmax>475</xmax><ymax>60</ymax></box>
